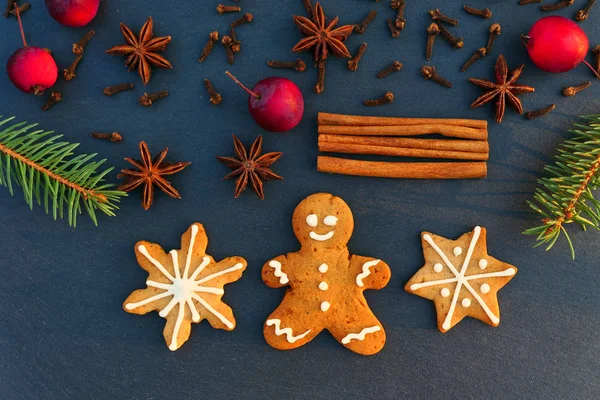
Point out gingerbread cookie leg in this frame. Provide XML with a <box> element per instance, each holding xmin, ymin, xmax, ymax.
<box><xmin>329</xmin><ymin>308</ymin><xmax>386</xmax><ymax>356</ymax></box>
<box><xmin>264</xmin><ymin>297</ymin><xmax>324</xmax><ymax>350</ymax></box>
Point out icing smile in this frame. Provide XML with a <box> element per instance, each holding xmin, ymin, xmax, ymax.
<box><xmin>309</xmin><ymin>231</ymin><xmax>335</xmax><ymax>241</ymax></box>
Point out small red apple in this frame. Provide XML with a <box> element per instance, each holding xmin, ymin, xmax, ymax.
<box><xmin>522</xmin><ymin>16</ymin><xmax>598</xmax><ymax>77</ymax></box>
<box><xmin>6</xmin><ymin>5</ymin><xmax>58</xmax><ymax>94</ymax></box>
<box><xmin>225</xmin><ymin>71</ymin><xmax>304</xmax><ymax>133</ymax></box>
<box><xmin>45</xmin><ymin>0</ymin><xmax>100</xmax><ymax>27</ymax></box>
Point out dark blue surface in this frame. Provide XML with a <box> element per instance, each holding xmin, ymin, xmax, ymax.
<box><xmin>1</xmin><ymin>1</ymin><xmax>600</xmax><ymax>399</ymax></box>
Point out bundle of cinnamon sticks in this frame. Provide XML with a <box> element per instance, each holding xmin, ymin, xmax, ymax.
<box><xmin>317</xmin><ymin>112</ymin><xmax>489</xmax><ymax>179</ymax></box>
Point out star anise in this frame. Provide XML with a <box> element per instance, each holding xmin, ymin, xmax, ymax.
<box><xmin>106</xmin><ymin>17</ymin><xmax>172</xmax><ymax>85</ymax></box>
<box><xmin>292</xmin><ymin>2</ymin><xmax>354</xmax><ymax>94</ymax></box>
<box><xmin>217</xmin><ymin>135</ymin><xmax>283</xmax><ymax>200</ymax></box>
<box><xmin>469</xmin><ymin>55</ymin><xmax>535</xmax><ymax>124</ymax></box>
<box><xmin>292</xmin><ymin>2</ymin><xmax>354</xmax><ymax>63</ymax></box>
<box><xmin>118</xmin><ymin>141</ymin><xmax>190</xmax><ymax>210</ymax></box>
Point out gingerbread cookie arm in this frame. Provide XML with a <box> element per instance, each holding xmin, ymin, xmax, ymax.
<box><xmin>262</xmin><ymin>255</ymin><xmax>290</xmax><ymax>288</ymax></box>
<box><xmin>351</xmin><ymin>255</ymin><xmax>391</xmax><ymax>290</ymax></box>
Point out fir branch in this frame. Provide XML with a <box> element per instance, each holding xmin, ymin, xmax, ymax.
<box><xmin>524</xmin><ymin>115</ymin><xmax>600</xmax><ymax>259</ymax></box>
<box><xmin>0</xmin><ymin>116</ymin><xmax>126</xmax><ymax>227</ymax></box>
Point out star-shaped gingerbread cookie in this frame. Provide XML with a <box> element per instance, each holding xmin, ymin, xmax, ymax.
<box><xmin>124</xmin><ymin>223</ymin><xmax>247</xmax><ymax>350</ymax></box>
<box><xmin>405</xmin><ymin>226</ymin><xmax>517</xmax><ymax>333</ymax></box>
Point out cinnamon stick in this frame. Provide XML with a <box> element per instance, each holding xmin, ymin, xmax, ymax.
<box><xmin>319</xmin><ymin>134</ymin><xmax>489</xmax><ymax>153</ymax></box>
<box><xmin>317</xmin><ymin>156</ymin><xmax>487</xmax><ymax>179</ymax></box>
<box><xmin>318</xmin><ymin>112</ymin><xmax>487</xmax><ymax>130</ymax></box>
<box><xmin>318</xmin><ymin>142</ymin><xmax>488</xmax><ymax>161</ymax></box>
<box><xmin>318</xmin><ymin>124</ymin><xmax>487</xmax><ymax>141</ymax></box>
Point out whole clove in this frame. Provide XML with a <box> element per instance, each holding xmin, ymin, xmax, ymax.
<box><xmin>355</xmin><ymin>10</ymin><xmax>377</xmax><ymax>34</ymax></box>
<box><xmin>562</xmin><ymin>82</ymin><xmax>591</xmax><ymax>97</ymax></box>
<box><xmin>8</xmin><ymin>1</ymin><xmax>29</xmax><ymax>17</ymax></box>
<box><xmin>315</xmin><ymin>61</ymin><xmax>326</xmax><ymax>94</ymax></box>
<box><xmin>199</xmin><ymin>31</ymin><xmax>219</xmax><ymax>63</ymax></box>
<box><xmin>394</xmin><ymin>0</ymin><xmax>406</xmax><ymax>30</ymax></box>
<box><xmin>103</xmin><ymin>83</ymin><xmax>134</xmax><ymax>96</ymax></box>
<box><xmin>377</xmin><ymin>61</ymin><xmax>403</xmax><ymax>78</ymax></box>
<box><xmin>72</xmin><ymin>30</ymin><xmax>95</xmax><ymax>55</ymax></box>
<box><xmin>231</xmin><ymin>13</ymin><xmax>253</xmax><ymax>28</ymax></box>
<box><xmin>221</xmin><ymin>36</ymin><xmax>235</xmax><ymax>65</ymax></box>
<box><xmin>64</xmin><ymin>54</ymin><xmax>83</xmax><ymax>81</ymax></box>
<box><xmin>139</xmin><ymin>91</ymin><xmax>169</xmax><ymax>107</ymax></box>
<box><xmin>437</xmin><ymin>23</ymin><xmax>464</xmax><ymax>49</ymax></box>
<box><xmin>216</xmin><ymin>4</ymin><xmax>241</xmax><ymax>14</ymax></box>
<box><xmin>575</xmin><ymin>0</ymin><xmax>596</xmax><ymax>21</ymax></box>
<box><xmin>592</xmin><ymin>45</ymin><xmax>600</xmax><ymax>77</ymax></box>
<box><xmin>204</xmin><ymin>79</ymin><xmax>222</xmax><ymax>105</ymax></box>
<box><xmin>3</xmin><ymin>0</ymin><xmax>16</xmax><ymax>17</ymax></box>
<box><xmin>461</xmin><ymin>47</ymin><xmax>487</xmax><ymax>72</ymax></box>
<box><xmin>425</xmin><ymin>23</ymin><xmax>440</xmax><ymax>60</ymax></box>
<box><xmin>525</xmin><ymin>104</ymin><xmax>556</xmax><ymax>119</ymax></box>
<box><xmin>229</xmin><ymin>26</ymin><xmax>241</xmax><ymax>53</ymax></box>
<box><xmin>348</xmin><ymin>43</ymin><xmax>367</xmax><ymax>71</ymax></box>
<box><xmin>387</xmin><ymin>18</ymin><xmax>400</xmax><ymax>38</ymax></box>
<box><xmin>421</xmin><ymin>65</ymin><xmax>453</xmax><ymax>88</ymax></box>
<box><xmin>91</xmin><ymin>132</ymin><xmax>123</xmax><ymax>142</ymax></box>
<box><xmin>430</xmin><ymin>9</ymin><xmax>459</xmax><ymax>26</ymax></box>
<box><xmin>463</xmin><ymin>5</ymin><xmax>492</xmax><ymax>18</ymax></box>
<box><xmin>363</xmin><ymin>91</ymin><xmax>394</xmax><ymax>106</ymax></box>
<box><xmin>42</xmin><ymin>92</ymin><xmax>61</xmax><ymax>111</ymax></box>
<box><xmin>540</xmin><ymin>0</ymin><xmax>575</xmax><ymax>12</ymax></box>
<box><xmin>267</xmin><ymin>59</ymin><xmax>306</xmax><ymax>72</ymax></box>
<box><xmin>486</xmin><ymin>23</ymin><xmax>501</xmax><ymax>54</ymax></box>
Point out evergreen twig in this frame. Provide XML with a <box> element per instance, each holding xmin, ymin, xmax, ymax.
<box><xmin>524</xmin><ymin>115</ymin><xmax>600</xmax><ymax>259</ymax></box>
<box><xmin>0</xmin><ymin>116</ymin><xmax>126</xmax><ymax>227</ymax></box>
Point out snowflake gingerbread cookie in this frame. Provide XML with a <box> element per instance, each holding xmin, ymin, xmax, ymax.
<box><xmin>405</xmin><ymin>226</ymin><xmax>517</xmax><ymax>333</ymax></box>
<box><xmin>124</xmin><ymin>223</ymin><xmax>247</xmax><ymax>351</ymax></box>
<box><xmin>262</xmin><ymin>193</ymin><xmax>391</xmax><ymax>355</ymax></box>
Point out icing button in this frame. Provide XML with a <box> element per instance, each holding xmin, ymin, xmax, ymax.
<box><xmin>480</xmin><ymin>283</ymin><xmax>490</xmax><ymax>294</ymax></box>
<box><xmin>440</xmin><ymin>288</ymin><xmax>450</xmax><ymax>297</ymax></box>
<box><xmin>461</xmin><ymin>298</ymin><xmax>471</xmax><ymax>307</ymax></box>
<box><xmin>433</xmin><ymin>263</ymin><xmax>443</xmax><ymax>273</ymax></box>
<box><xmin>318</xmin><ymin>263</ymin><xmax>328</xmax><ymax>273</ymax></box>
<box><xmin>320</xmin><ymin>301</ymin><xmax>330</xmax><ymax>312</ymax></box>
<box><xmin>318</xmin><ymin>281</ymin><xmax>328</xmax><ymax>291</ymax></box>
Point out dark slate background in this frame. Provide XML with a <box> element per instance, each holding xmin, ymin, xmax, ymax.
<box><xmin>1</xmin><ymin>1</ymin><xmax>600</xmax><ymax>399</ymax></box>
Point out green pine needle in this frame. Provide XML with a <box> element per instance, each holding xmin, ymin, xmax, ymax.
<box><xmin>524</xmin><ymin>115</ymin><xmax>600</xmax><ymax>259</ymax></box>
<box><xmin>0</xmin><ymin>116</ymin><xmax>126</xmax><ymax>227</ymax></box>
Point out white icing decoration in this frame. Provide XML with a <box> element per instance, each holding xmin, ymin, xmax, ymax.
<box><xmin>453</xmin><ymin>247</ymin><xmax>463</xmax><ymax>256</ymax></box>
<box><xmin>125</xmin><ymin>225</ymin><xmax>242</xmax><ymax>351</ymax></box>
<box><xmin>320</xmin><ymin>301</ymin><xmax>330</xmax><ymax>312</ymax></box>
<box><xmin>441</xmin><ymin>288</ymin><xmax>450</xmax><ymax>297</ymax></box>
<box><xmin>306</xmin><ymin>214</ymin><xmax>318</xmax><ymax>227</ymax></box>
<box><xmin>318</xmin><ymin>263</ymin><xmax>329</xmax><ymax>273</ymax></box>
<box><xmin>356</xmin><ymin>259</ymin><xmax>380</xmax><ymax>287</ymax></box>
<box><xmin>461</xmin><ymin>298</ymin><xmax>471</xmax><ymax>307</ymax></box>
<box><xmin>433</xmin><ymin>263</ymin><xmax>443</xmax><ymax>273</ymax></box>
<box><xmin>323</xmin><ymin>215</ymin><xmax>338</xmax><ymax>226</ymax></box>
<box><xmin>480</xmin><ymin>283</ymin><xmax>490</xmax><ymax>294</ymax></box>
<box><xmin>266</xmin><ymin>319</ymin><xmax>311</xmax><ymax>343</ymax></box>
<box><xmin>268</xmin><ymin>260</ymin><xmax>289</xmax><ymax>284</ymax></box>
<box><xmin>341</xmin><ymin>325</ymin><xmax>381</xmax><ymax>344</ymax></box>
<box><xmin>318</xmin><ymin>281</ymin><xmax>328</xmax><ymax>291</ymax></box>
<box><xmin>479</xmin><ymin>259</ymin><xmax>488</xmax><ymax>269</ymax></box>
<box><xmin>410</xmin><ymin>227</ymin><xmax>516</xmax><ymax>331</ymax></box>
<box><xmin>309</xmin><ymin>231</ymin><xmax>334</xmax><ymax>241</ymax></box>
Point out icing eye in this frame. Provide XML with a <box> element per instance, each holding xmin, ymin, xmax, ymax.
<box><xmin>323</xmin><ymin>215</ymin><xmax>338</xmax><ymax>226</ymax></box>
<box><xmin>306</xmin><ymin>214</ymin><xmax>318</xmax><ymax>227</ymax></box>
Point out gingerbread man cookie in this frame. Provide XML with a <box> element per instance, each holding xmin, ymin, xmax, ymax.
<box><xmin>262</xmin><ymin>193</ymin><xmax>391</xmax><ymax>355</ymax></box>
<box><xmin>405</xmin><ymin>226</ymin><xmax>517</xmax><ymax>333</ymax></box>
<box><xmin>124</xmin><ymin>223</ymin><xmax>247</xmax><ymax>351</ymax></box>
